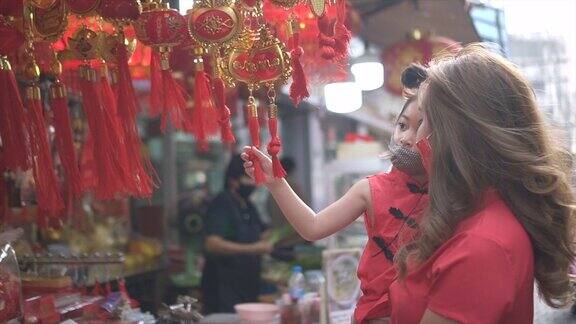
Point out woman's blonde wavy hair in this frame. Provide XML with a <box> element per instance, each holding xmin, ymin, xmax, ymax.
<box><xmin>396</xmin><ymin>43</ymin><xmax>576</xmax><ymax>307</ymax></box>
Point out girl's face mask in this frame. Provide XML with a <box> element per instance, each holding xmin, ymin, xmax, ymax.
<box><xmin>388</xmin><ymin>140</ymin><xmax>426</xmax><ymax>176</ymax></box>
<box><xmin>416</xmin><ymin>134</ymin><xmax>433</xmax><ymax>176</ymax></box>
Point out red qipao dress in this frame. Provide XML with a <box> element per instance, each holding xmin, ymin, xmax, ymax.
<box><xmin>354</xmin><ymin>168</ymin><xmax>429</xmax><ymax>323</ymax></box>
<box><xmin>389</xmin><ymin>189</ymin><xmax>534</xmax><ymax>324</ymax></box>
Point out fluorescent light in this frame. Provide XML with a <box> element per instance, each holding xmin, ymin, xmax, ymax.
<box><xmin>351</xmin><ymin>62</ymin><xmax>384</xmax><ymax>91</ymax></box>
<box><xmin>348</xmin><ymin>36</ymin><xmax>366</xmax><ymax>58</ymax></box>
<box><xmin>179</xmin><ymin>0</ymin><xmax>194</xmax><ymax>15</ymax></box>
<box><xmin>324</xmin><ymin>82</ymin><xmax>362</xmax><ymax>114</ymax></box>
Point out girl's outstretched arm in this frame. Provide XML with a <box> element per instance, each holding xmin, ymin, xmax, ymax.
<box><xmin>242</xmin><ymin>147</ymin><xmax>370</xmax><ymax>241</ymax></box>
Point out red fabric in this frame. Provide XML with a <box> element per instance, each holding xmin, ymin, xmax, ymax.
<box><xmin>355</xmin><ymin>169</ymin><xmax>428</xmax><ymax>323</ymax></box>
<box><xmin>390</xmin><ymin>189</ymin><xmax>534</xmax><ymax>324</ymax></box>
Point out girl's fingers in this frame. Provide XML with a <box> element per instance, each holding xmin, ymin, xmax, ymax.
<box><xmin>251</xmin><ymin>146</ymin><xmax>270</xmax><ymax>161</ymax></box>
<box><xmin>243</xmin><ymin>161</ymin><xmax>253</xmax><ymax>168</ymax></box>
<box><xmin>240</xmin><ymin>152</ymin><xmax>250</xmax><ymax>162</ymax></box>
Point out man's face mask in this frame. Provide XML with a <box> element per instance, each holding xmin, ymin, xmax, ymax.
<box><xmin>388</xmin><ymin>140</ymin><xmax>426</xmax><ymax>176</ymax></box>
<box><xmin>237</xmin><ymin>183</ymin><xmax>256</xmax><ymax>199</ymax></box>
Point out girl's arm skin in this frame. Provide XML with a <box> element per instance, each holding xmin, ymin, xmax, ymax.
<box><xmin>241</xmin><ymin>147</ymin><xmax>372</xmax><ymax>241</ymax></box>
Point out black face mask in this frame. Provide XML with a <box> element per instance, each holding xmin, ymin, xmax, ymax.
<box><xmin>237</xmin><ymin>183</ymin><xmax>256</xmax><ymax>199</ymax></box>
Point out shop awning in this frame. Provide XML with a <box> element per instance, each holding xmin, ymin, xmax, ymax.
<box><xmin>354</xmin><ymin>0</ymin><xmax>481</xmax><ymax>49</ymax></box>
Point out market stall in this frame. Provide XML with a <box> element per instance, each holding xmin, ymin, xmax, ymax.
<box><xmin>1</xmin><ymin>0</ymin><xmax>486</xmax><ymax>322</ymax></box>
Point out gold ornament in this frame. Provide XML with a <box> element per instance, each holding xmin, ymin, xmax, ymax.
<box><xmin>63</xmin><ymin>26</ymin><xmax>103</xmax><ymax>61</ymax></box>
<box><xmin>269</xmin><ymin>0</ymin><xmax>299</xmax><ymax>9</ymax></box>
<box><xmin>31</xmin><ymin>0</ymin><xmax>68</xmax><ymax>41</ymax></box>
<box><xmin>222</xmin><ymin>26</ymin><xmax>291</xmax><ymax>89</ymax></box>
<box><xmin>309</xmin><ymin>0</ymin><xmax>325</xmax><ymax>17</ymax></box>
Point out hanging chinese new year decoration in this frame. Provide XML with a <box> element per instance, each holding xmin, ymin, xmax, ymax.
<box><xmin>100</xmin><ymin>0</ymin><xmax>156</xmax><ymax>198</ymax></box>
<box><xmin>23</xmin><ymin>7</ymin><xmax>65</xmax><ymax>220</ymax></box>
<box><xmin>186</xmin><ymin>0</ymin><xmax>243</xmax><ymax>149</ymax></box>
<box><xmin>382</xmin><ymin>32</ymin><xmax>461</xmax><ymax>96</ymax></box>
<box><xmin>134</xmin><ymin>0</ymin><xmax>191</xmax><ymax>132</ymax></box>
<box><xmin>1</xmin><ymin>0</ymin><xmax>360</xmax><ymax>218</ymax></box>
<box><xmin>223</xmin><ymin>24</ymin><xmax>291</xmax><ymax>182</ymax></box>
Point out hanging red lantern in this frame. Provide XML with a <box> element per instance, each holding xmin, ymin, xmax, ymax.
<box><xmin>134</xmin><ymin>1</ymin><xmax>185</xmax><ymax>48</ymax></box>
<box><xmin>134</xmin><ymin>0</ymin><xmax>191</xmax><ymax>131</ymax></box>
<box><xmin>382</xmin><ymin>34</ymin><xmax>461</xmax><ymax>96</ymax></box>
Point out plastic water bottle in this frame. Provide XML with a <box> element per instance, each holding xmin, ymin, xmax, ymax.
<box><xmin>288</xmin><ymin>265</ymin><xmax>306</xmax><ymax>302</ymax></box>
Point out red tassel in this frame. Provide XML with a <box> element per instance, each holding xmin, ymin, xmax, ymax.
<box><xmin>116</xmin><ymin>39</ymin><xmax>155</xmax><ymax>198</ymax></box>
<box><xmin>100</xmin><ymin>68</ymin><xmax>133</xmax><ymax>191</ymax></box>
<box><xmin>161</xmin><ymin>68</ymin><xmax>190</xmax><ymax>131</ymax></box>
<box><xmin>334</xmin><ymin>0</ymin><xmax>351</xmax><ymax>59</ymax></box>
<box><xmin>248</xmin><ymin>103</ymin><xmax>265</xmax><ymax>184</ymax></box>
<box><xmin>212</xmin><ymin>77</ymin><xmax>236</xmax><ymax>144</ymax></box>
<box><xmin>288</xmin><ymin>30</ymin><xmax>309</xmax><ymax>106</ymax></box>
<box><xmin>79</xmin><ymin>66</ymin><xmax>127</xmax><ymax>200</ymax></box>
<box><xmin>190</xmin><ymin>57</ymin><xmax>219</xmax><ymax>151</ymax></box>
<box><xmin>50</xmin><ymin>82</ymin><xmax>83</xmax><ymax>198</ymax></box>
<box><xmin>267</xmin><ymin>114</ymin><xmax>286</xmax><ymax>178</ymax></box>
<box><xmin>317</xmin><ymin>15</ymin><xmax>337</xmax><ymax>61</ymax></box>
<box><xmin>0</xmin><ymin>59</ymin><xmax>30</xmax><ymax>171</ymax></box>
<box><xmin>148</xmin><ymin>52</ymin><xmax>163</xmax><ymax>117</ymax></box>
<box><xmin>25</xmin><ymin>86</ymin><xmax>64</xmax><ymax>216</ymax></box>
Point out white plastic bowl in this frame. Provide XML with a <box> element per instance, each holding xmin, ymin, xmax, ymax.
<box><xmin>234</xmin><ymin>303</ymin><xmax>280</xmax><ymax>323</ymax></box>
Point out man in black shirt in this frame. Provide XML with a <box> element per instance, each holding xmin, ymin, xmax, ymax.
<box><xmin>201</xmin><ymin>154</ymin><xmax>273</xmax><ymax>314</ymax></box>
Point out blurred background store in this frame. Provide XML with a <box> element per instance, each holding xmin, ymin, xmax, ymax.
<box><xmin>1</xmin><ymin>0</ymin><xmax>575</xmax><ymax>322</ymax></box>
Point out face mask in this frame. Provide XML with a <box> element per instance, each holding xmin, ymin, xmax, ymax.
<box><xmin>237</xmin><ymin>183</ymin><xmax>256</xmax><ymax>199</ymax></box>
<box><xmin>416</xmin><ymin>135</ymin><xmax>433</xmax><ymax>176</ymax></box>
<box><xmin>388</xmin><ymin>140</ymin><xmax>426</xmax><ymax>176</ymax></box>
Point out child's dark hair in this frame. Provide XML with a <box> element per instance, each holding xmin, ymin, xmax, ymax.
<box><xmin>396</xmin><ymin>63</ymin><xmax>428</xmax><ymax>121</ymax></box>
<box><xmin>401</xmin><ymin>63</ymin><xmax>428</xmax><ymax>90</ymax></box>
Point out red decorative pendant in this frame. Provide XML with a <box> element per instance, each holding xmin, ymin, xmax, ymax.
<box><xmin>187</xmin><ymin>0</ymin><xmax>240</xmax><ymax>48</ymax></box>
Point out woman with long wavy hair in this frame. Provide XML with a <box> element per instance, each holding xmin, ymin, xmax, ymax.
<box><xmin>390</xmin><ymin>44</ymin><xmax>576</xmax><ymax>324</ymax></box>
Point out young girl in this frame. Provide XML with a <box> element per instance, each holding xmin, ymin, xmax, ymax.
<box><xmin>390</xmin><ymin>44</ymin><xmax>576</xmax><ymax>323</ymax></box>
<box><xmin>241</xmin><ymin>66</ymin><xmax>428</xmax><ymax>324</ymax></box>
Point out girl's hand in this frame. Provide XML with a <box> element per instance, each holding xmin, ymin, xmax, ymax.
<box><xmin>241</xmin><ymin>146</ymin><xmax>280</xmax><ymax>187</ymax></box>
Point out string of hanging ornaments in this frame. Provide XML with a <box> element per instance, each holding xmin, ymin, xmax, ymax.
<box><xmin>0</xmin><ymin>0</ymin><xmax>353</xmax><ymax>225</ymax></box>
